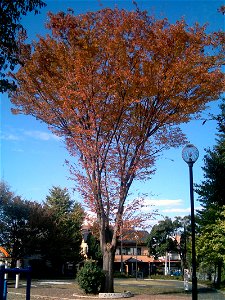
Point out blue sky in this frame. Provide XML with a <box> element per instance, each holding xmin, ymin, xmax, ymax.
<box><xmin>1</xmin><ymin>0</ymin><xmax>224</xmax><ymax>225</ymax></box>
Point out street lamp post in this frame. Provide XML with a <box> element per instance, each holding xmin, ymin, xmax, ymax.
<box><xmin>120</xmin><ymin>220</ymin><xmax>123</xmax><ymax>274</ymax></box>
<box><xmin>120</xmin><ymin>233</ymin><xmax>123</xmax><ymax>273</ymax></box>
<box><xmin>136</xmin><ymin>237</ymin><xmax>138</xmax><ymax>281</ymax></box>
<box><xmin>182</xmin><ymin>144</ymin><xmax>199</xmax><ymax>300</ymax></box>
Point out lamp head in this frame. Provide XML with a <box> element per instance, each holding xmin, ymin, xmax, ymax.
<box><xmin>182</xmin><ymin>144</ymin><xmax>199</xmax><ymax>164</ymax></box>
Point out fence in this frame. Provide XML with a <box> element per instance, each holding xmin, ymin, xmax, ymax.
<box><xmin>0</xmin><ymin>265</ymin><xmax>31</xmax><ymax>300</ymax></box>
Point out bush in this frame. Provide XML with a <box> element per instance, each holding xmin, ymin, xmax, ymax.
<box><xmin>149</xmin><ymin>274</ymin><xmax>183</xmax><ymax>281</ymax></box>
<box><xmin>77</xmin><ymin>260</ymin><xmax>105</xmax><ymax>294</ymax></box>
<box><xmin>114</xmin><ymin>271</ymin><xmax>128</xmax><ymax>278</ymax></box>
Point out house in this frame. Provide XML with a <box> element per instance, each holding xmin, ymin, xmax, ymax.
<box><xmin>155</xmin><ymin>252</ymin><xmax>182</xmax><ymax>276</ymax></box>
<box><xmin>80</xmin><ymin>228</ymin><xmax>182</xmax><ymax>277</ymax></box>
<box><xmin>114</xmin><ymin>230</ymin><xmax>155</xmax><ymax>277</ymax></box>
<box><xmin>114</xmin><ymin>230</ymin><xmax>182</xmax><ymax>277</ymax></box>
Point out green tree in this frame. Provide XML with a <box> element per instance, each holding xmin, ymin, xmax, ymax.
<box><xmin>147</xmin><ymin>217</ymin><xmax>177</xmax><ymax>259</ymax></box>
<box><xmin>0</xmin><ymin>182</ymin><xmax>84</xmax><ymax>274</ymax></box>
<box><xmin>196</xmin><ymin>100</ymin><xmax>225</xmax><ymax>287</ymax></box>
<box><xmin>86</xmin><ymin>233</ymin><xmax>102</xmax><ymax>263</ymax></box>
<box><xmin>173</xmin><ymin>216</ymin><xmax>193</xmax><ymax>270</ymax></box>
<box><xmin>147</xmin><ymin>216</ymin><xmax>192</xmax><ymax>272</ymax></box>
<box><xmin>197</xmin><ymin>101</ymin><xmax>225</xmax><ymax>212</ymax></box>
<box><xmin>45</xmin><ymin>186</ymin><xmax>73</xmax><ymax>218</ymax></box>
<box><xmin>0</xmin><ymin>0</ymin><xmax>46</xmax><ymax>92</ymax></box>
<box><xmin>0</xmin><ymin>181</ymin><xmax>49</xmax><ymax>266</ymax></box>
<box><xmin>196</xmin><ymin>208</ymin><xmax>225</xmax><ymax>286</ymax></box>
<box><xmin>44</xmin><ymin>186</ymin><xmax>84</xmax><ymax>273</ymax></box>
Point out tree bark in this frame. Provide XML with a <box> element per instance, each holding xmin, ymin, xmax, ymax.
<box><xmin>216</xmin><ymin>260</ymin><xmax>222</xmax><ymax>288</ymax></box>
<box><xmin>102</xmin><ymin>245</ymin><xmax>116</xmax><ymax>292</ymax></box>
<box><xmin>99</xmin><ymin>216</ymin><xmax>117</xmax><ymax>293</ymax></box>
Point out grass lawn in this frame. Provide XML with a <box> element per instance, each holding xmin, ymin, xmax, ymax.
<box><xmin>5</xmin><ymin>278</ymin><xmax>225</xmax><ymax>299</ymax></box>
<box><xmin>114</xmin><ymin>278</ymin><xmax>185</xmax><ymax>295</ymax></box>
<box><xmin>5</xmin><ymin>278</ymin><xmax>187</xmax><ymax>299</ymax></box>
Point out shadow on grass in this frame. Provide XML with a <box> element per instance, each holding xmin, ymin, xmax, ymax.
<box><xmin>198</xmin><ymin>287</ymin><xmax>223</xmax><ymax>294</ymax></box>
<box><xmin>115</xmin><ymin>284</ymin><xmax>184</xmax><ymax>295</ymax></box>
<box><xmin>115</xmin><ymin>282</ymin><xmax>224</xmax><ymax>299</ymax></box>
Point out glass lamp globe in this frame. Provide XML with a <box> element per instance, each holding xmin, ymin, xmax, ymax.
<box><xmin>182</xmin><ymin>144</ymin><xmax>199</xmax><ymax>164</ymax></box>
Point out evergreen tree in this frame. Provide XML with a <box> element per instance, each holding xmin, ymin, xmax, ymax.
<box><xmin>86</xmin><ymin>232</ymin><xmax>103</xmax><ymax>265</ymax></box>
<box><xmin>44</xmin><ymin>186</ymin><xmax>84</xmax><ymax>274</ymax></box>
<box><xmin>196</xmin><ymin>100</ymin><xmax>225</xmax><ymax>287</ymax></box>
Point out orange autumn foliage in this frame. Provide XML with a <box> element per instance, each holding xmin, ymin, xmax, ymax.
<box><xmin>10</xmin><ymin>8</ymin><xmax>224</xmax><ymax>292</ymax></box>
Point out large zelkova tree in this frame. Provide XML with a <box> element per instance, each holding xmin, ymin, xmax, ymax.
<box><xmin>196</xmin><ymin>101</ymin><xmax>225</xmax><ymax>287</ymax></box>
<box><xmin>9</xmin><ymin>8</ymin><xmax>224</xmax><ymax>291</ymax></box>
<box><xmin>0</xmin><ymin>0</ymin><xmax>46</xmax><ymax>92</ymax></box>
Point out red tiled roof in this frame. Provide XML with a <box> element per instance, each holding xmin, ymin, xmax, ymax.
<box><xmin>115</xmin><ymin>255</ymin><xmax>181</xmax><ymax>263</ymax></box>
<box><xmin>115</xmin><ymin>255</ymin><xmax>154</xmax><ymax>263</ymax></box>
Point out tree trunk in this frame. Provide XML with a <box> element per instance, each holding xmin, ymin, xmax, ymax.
<box><xmin>216</xmin><ymin>260</ymin><xmax>222</xmax><ymax>288</ymax></box>
<box><xmin>102</xmin><ymin>245</ymin><xmax>116</xmax><ymax>293</ymax></box>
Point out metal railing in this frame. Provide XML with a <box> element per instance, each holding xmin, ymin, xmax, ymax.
<box><xmin>0</xmin><ymin>265</ymin><xmax>31</xmax><ymax>300</ymax></box>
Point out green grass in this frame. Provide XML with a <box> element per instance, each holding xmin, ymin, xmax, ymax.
<box><xmin>6</xmin><ymin>278</ymin><xmax>186</xmax><ymax>299</ymax></box>
<box><xmin>148</xmin><ymin>274</ymin><xmax>183</xmax><ymax>281</ymax></box>
<box><xmin>6</xmin><ymin>277</ymin><xmax>224</xmax><ymax>299</ymax></box>
<box><xmin>114</xmin><ymin>278</ymin><xmax>185</xmax><ymax>295</ymax></box>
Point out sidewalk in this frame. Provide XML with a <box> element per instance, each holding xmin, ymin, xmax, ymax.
<box><xmin>72</xmin><ymin>289</ymin><xmax>225</xmax><ymax>300</ymax></box>
<box><xmin>131</xmin><ymin>289</ymin><xmax>225</xmax><ymax>300</ymax></box>
<box><xmin>7</xmin><ymin>289</ymin><xmax>225</xmax><ymax>300</ymax></box>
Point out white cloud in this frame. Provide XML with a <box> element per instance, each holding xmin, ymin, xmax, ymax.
<box><xmin>162</xmin><ymin>207</ymin><xmax>190</xmax><ymax>213</ymax></box>
<box><xmin>1</xmin><ymin>129</ymin><xmax>60</xmax><ymax>142</ymax></box>
<box><xmin>144</xmin><ymin>199</ymin><xmax>183</xmax><ymax>207</ymax></box>
<box><xmin>162</xmin><ymin>206</ymin><xmax>202</xmax><ymax>214</ymax></box>
<box><xmin>24</xmin><ymin>130</ymin><xmax>60</xmax><ymax>141</ymax></box>
<box><xmin>132</xmin><ymin>198</ymin><xmax>203</xmax><ymax>220</ymax></box>
<box><xmin>195</xmin><ymin>206</ymin><xmax>203</xmax><ymax>211</ymax></box>
<box><xmin>0</xmin><ymin>133</ymin><xmax>20</xmax><ymax>141</ymax></box>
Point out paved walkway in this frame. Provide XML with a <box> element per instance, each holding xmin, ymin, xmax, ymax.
<box><xmin>7</xmin><ymin>289</ymin><xmax>225</xmax><ymax>300</ymax></box>
<box><xmin>73</xmin><ymin>289</ymin><xmax>225</xmax><ymax>300</ymax></box>
<box><xmin>6</xmin><ymin>293</ymin><xmax>225</xmax><ymax>300</ymax></box>
<box><xmin>131</xmin><ymin>290</ymin><xmax>225</xmax><ymax>299</ymax></box>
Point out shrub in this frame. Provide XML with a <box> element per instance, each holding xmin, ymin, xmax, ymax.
<box><xmin>149</xmin><ymin>274</ymin><xmax>183</xmax><ymax>281</ymax></box>
<box><xmin>114</xmin><ymin>271</ymin><xmax>128</xmax><ymax>278</ymax></box>
<box><xmin>77</xmin><ymin>260</ymin><xmax>105</xmax><ymax>294</ymax></box>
